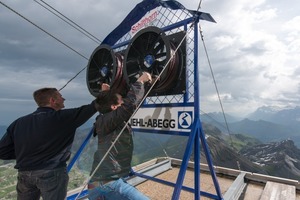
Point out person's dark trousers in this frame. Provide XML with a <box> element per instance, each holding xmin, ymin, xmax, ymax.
<box><xmin>16</xmin><ymin>166</ymin><xmax>69</xmax><ymax>200</ymax></box>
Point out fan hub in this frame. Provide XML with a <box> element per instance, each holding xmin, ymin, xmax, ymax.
<box><xmin>86</xmin><ymin>44</ymin><xmax>127</xmax><ymax>97</ymax></box>
<box><xmin>144</xmin><ymin>55</ymin><xmax>155</xmax><ymax>68</ymax></box>
<box><xmin>100</xmin><ymin>67</ymin><xmax>108</xmax><ymax>77</ymax></box>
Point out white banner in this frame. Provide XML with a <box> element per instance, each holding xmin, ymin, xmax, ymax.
<box><xmin>131</xmin><ymin>106</ymin><xmax>194</xmax><ymax>132</ymax></box>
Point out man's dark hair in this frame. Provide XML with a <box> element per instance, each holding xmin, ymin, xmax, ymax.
<box><xmin>33</xmin><ymin>88</ymin><xmax>58</xmax><ymax>107</ymax></box>
<box><xmin>96</xmin><ymin>90</ymin><xmax>119</xmax><ymax>113</ymax></box>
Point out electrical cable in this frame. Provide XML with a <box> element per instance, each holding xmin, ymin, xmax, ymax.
<box><xmin>34</xmin><ymin>0</ymin><xmax>102</xmax><ymax>44</ymax></box>
<box><xmin>197</xmin><ymin>0</ymin><xmax>203</xmax><ymax>11</ymax></box>
<box><xmin>196</xmin><ymin>0</ymin><xmax>243</xmax><ymax>167</ymax></box>
<box><xmin>196</xmin><ymin>1</ymin><xmax>241</xmax><ymax>173</ymax></box>
<box><xmin>0</xmin><ymin>1</ymin><xmax>92</xmax><ymax>92</ymax></box>
<box><xmin>198</xmin><ymin>23</ymin><xmax>234</xmax><ymax>148</ymax></box>
<box><xmin>0</xmin><ymin>1</ymin><xmax>89</xmax><ymax>61</ymax></box>
<box><xmin>59</xmin><ymin>66</ymin><xmax>86</xmax><ymax>91</ymax></box>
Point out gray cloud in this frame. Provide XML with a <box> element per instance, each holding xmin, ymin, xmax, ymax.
<box><xmin>1</xmin><ymin>0</ymin><xmax>300</xmax><ymax>125</ymax></box>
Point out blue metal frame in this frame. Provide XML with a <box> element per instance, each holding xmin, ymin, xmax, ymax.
<box><xmin>67</xmin><ymin>3</ymin><xmax>223</xmax><ymax>200</ymax></box>
<box><xmin>131</xmin><ymin>16</ymin><xmax>223</xmax><ymax>199</ymax></box>
<box><xmin>67</xmin><ymin>190</ymin><xmax>88</xmax><ymax>200</ymax></box>
<box><xmin>67</xmin><ymin>127</ymin><xmax>94</xmax><ymax>173</ymax></box>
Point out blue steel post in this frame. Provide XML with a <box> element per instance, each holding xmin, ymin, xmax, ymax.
<box><xmin>67</xmin><ymin>127</ymin><xmax>94</xmax><ymax>172</ymax></box>
<box><xmin>193</xmin><ymin>14</ymin><xmax>223</xmax><ymax>199</ymax></box>
<box><xmin>194</xmin><ymin>121</ymin><xmax>201</xmax><ymax>200</ymax></box>
<box><xmin>171</xmin><ymin>19</ymin><xmax>202</xmax><ymax>200</ymax></box>
<box><xmin>193</xmin><ymin>17</ymin><xmax>201</xmax><ymax>200</ymax></box>
<box><xmin>171</xmin><ymin>123</ymin><xmax>197</xmax><ymax>200</ymax></box>
<box><xmin>200</xmin><ymin>127</ymin><xmax>223</xmax><ymax>199</ymax></box>
<box><xmin>194</xmin><ymin>14</ymin><xmax>223</xmax><ymax>199</ymax></box>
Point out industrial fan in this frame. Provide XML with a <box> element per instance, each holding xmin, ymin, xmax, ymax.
<box><xmin>86</xmin><ymin>44</ymin><xmax>127</xmax><ymax>97</ymax></box>
<box><xmin>123</xmin><ymin>26</ymin><xmax>186</xmax><ymax>96</ymax></box>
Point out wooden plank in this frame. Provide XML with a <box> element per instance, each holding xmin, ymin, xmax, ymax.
<box><xmin>223</xmin><ymin>172</ymin><xmax>247</xmax><ymax>200</ymax></box>
<box><xmin>260</xmin><ymin>181</ymin><xmax>295</xmax><ymax>200</ymax></box>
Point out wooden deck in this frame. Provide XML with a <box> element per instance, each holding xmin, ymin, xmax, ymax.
<box><xmin>67</xmin><ymin>157</ymin><xmax>300</xmax><ymax>200</ymax></box>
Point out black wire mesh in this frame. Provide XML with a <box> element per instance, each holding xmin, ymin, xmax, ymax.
<box><xmin>113</xmin><ymin>5</ymin><xmax>196</xmax><ymax>105</ymax></box>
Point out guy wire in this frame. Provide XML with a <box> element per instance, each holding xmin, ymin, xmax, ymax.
<box><xmin>0</xmin><ymin>1</ymin><xmax>90</xmax><ymax>92</ymax></box>
<box><xmin>198</xmin><ymin>23</ymin><xmax>234</xmax><ymax>148</ymax></box>
<box><xmin>34</xmin><ymin>0</ymin><xmax>102</xmax><ymax>44</ymax></box>
<box><xmin>0</xmin><ymin>1</ymin><xmax>89</xmax><ymax>61</ymax></box>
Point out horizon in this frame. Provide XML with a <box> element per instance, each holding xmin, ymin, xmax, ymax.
<box><xmin>1</xmin><ymin>104</ymin><xmax>300</xmax><ymax>127</ymax></box>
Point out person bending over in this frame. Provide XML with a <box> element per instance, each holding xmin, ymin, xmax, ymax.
<box><xmin>88</xmin><ymin>72</ymin><xmax>152</xmax><ymax>200</ymax></box>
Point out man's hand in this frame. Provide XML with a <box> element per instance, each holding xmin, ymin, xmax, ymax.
<box><xmin>137</xmin><ymin>72</ymin><xmax>152</xmax><ymax>84</ymax></box>
<box><xmin>101</xmin><ymin>83</ymin><xmax>110</xmax><ymax>91</ymax></box>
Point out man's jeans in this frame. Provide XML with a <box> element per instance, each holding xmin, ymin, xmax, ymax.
<box><xmin>88</xmin><ymin>178</ymin><xmax>149</xmax><ymax>200</ymax></box>
<box><xmin>16</xmin><ymin>167</ymin><xmax>69</xmax><ymax>200</ymax></box>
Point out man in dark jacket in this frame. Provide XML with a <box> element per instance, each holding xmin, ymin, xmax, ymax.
<box><xmin>0</xmin><ymin>85</ymin><xmax>107</xmax><ymax>200</ymax></box>
<box><xmin>88</xmin><ymin>72</ymin><xmax>151</xmax><ymax>200</ymax></box>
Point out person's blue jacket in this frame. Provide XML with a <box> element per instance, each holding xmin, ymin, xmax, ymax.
<box><xmin>0</xmin><ymin>101</ymin><xmax>97</xmax><ymax>171</ymax></box>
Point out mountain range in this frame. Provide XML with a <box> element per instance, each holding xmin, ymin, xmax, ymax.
<box><xmin>1</xmin><ymin>105</ymin><xmax>299</xmax><ymax>144</ymax></box>
<box><xmin>200</xmin><ymin>106</ymin><xmax>300</xmax><ymax>147</ymax></box>
<box><xmin>1</xmin><ymin>105</ymin><xmax>300</xmax><ymax>180</ymax></box>
<box><xmin>1</xmin><ymin>105</ymin><xmax>300</xmax><ymax>199</ymax></box>
<box><xmin>239</xmin><ymin>139</ymin><xmax>300</xmax><ymax>180</ymax></box>
<box><xmin>248</xmin><ymin>105</ymin><xmax>300</xmax><ymax>127</ymax></box>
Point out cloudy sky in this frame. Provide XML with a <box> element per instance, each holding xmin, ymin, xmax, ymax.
<box><xmin>0</xmin><ymin>0</ymin><xmax>299</xmax><ymax>125</ymax></box>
